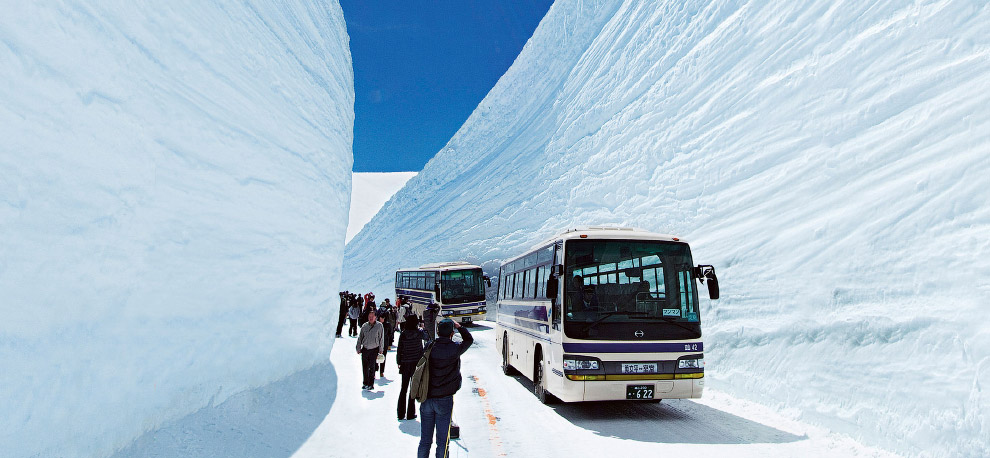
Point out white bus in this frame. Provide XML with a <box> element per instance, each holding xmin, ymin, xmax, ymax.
<box><xmin>495</xmin><ymin>227</ymin><xmax>720</xmax><ymax>403</ymax></box>
<box><xmin>394</xmin><ymin>262</ymin><xmax>490</xmax><ymax>324</ymax></box>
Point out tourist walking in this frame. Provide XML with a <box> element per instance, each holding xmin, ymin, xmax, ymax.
<box><xmin>418</xmin><ymin>319</ymin><xmax>473</xmax><ymax>458</ymax></box>
<box><xmin>396</xmin><ymin>315</ymin><xmax>428</xmax><ymax>420</ymax></box>
<box><xmin>379</xmin><ymin>299</ymin><xmax>397</xmax><ymax>348</ymax></box>
<box><xmin>396</xmin><ymin>295</ymin><xmax>411</xmax><ymax>329</ymax></box>
<box><xmin>422</xmin><ymin>302</ymin><xmax>440</xmax><ymax>342</ymax></box>
<box><xmin>360</xmin><ymin>293</ymin><xmax>377</xmax><ymax>326</ymax></box>
<box><xmin>355</xmin><ymin>309</ymin><xmax>385</xmax><ymax>390</ymax></box>
<box><xmin>347</xmin><ymin>297</ymin><xmax>360</xmax><ymax>337</ymax></box>
<box><xmin>376</xmin><ymin>311</ymin><xmax>390</xmax><ymax>378</ymax></box>
<box><xmin>335</xmin><ymin>291</ymin><xmax>348</xmax><ymax>338</ymax></box>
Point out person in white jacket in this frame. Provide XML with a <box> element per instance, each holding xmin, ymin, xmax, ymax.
<box><xmin>347</xmin><ymin>298</ymin><xmax>361</xmax><ymax>337</ymax></box>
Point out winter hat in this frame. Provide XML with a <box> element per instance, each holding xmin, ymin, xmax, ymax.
<box><xmin>437</xmin><ymin>319</ymin><xmax>455</xmax><ymax>337</ymax></box>
<box><xmin>405</xmin><ymin>315</ymin><xmax>419</xmax><ymax>330</ymax></box>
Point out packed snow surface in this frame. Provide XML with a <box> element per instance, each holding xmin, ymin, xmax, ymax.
<box><xmin>346</xmin><ymin>172</ymin><xmax>418</xmax><ymax>243</ymax></box>
<box><xmin>344</xmin><ymin>0</ymin><xmax>990</xmax><ymax>456</ymax></box>
<box><xmin>0</xmin><ymin>1</ymin><xmax>353</xmax><ymax>456</ymax></box>
<box><xmin>293</xmin><ymin>323</ymin><xmax>894</xmax><ymax>458</ymax></box>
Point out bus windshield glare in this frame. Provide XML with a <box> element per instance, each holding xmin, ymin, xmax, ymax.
<box><xmin>564</xmin><ymin>239</ymin><xmax>701</xmax><ymax>340</ymax></box>
<box><xmin>441</xmin><ymin>268</ymin><xmax>486</xmax><ymax>304</ymax></box>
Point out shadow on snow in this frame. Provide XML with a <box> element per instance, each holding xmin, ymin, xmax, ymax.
<box><xmin>508</xmin><ymin>374</ymin><xmax>804</xmax><ymax>445</ymax></box>
<box><xmin>112</xmin><ymin>361</ymin><xmax>336</xmax><ymax>458</ymax></box>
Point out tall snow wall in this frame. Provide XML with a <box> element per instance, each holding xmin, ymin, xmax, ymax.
<box><xmin>0</xmin><ymin>1</ymin><xmax>352</xmax><ymax>456</ymax></box>
<box><xmin>343</xmin><ymin>1</ymin><xmax>989</xmax><ymax>456</ymax></box>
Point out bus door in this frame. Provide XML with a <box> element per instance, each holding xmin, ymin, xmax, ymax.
<box><xmin>548</xmin><ymin>241</ymin><xmax>564</xmax><ymax>387</ymax></box>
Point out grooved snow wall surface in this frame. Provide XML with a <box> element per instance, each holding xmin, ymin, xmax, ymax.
<box><xmin>343</xmin><ymin>1</ymin><xmax>989</xmax><ymax>456</ymax></box>
<box><xmin>0</xmin><ymin>2</ymin><xmax>352</xmax><ymax>456</ymax></box>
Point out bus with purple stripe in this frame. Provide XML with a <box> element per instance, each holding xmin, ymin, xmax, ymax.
<box><xmin>394</xmin><ymin>262</ymin><xmax>490</xmax><ymax>324</ymax></box>
<box><xmin>495</xmin><ymin>227</ymin><xmax>720</xmax><ymax>403</ymax></box>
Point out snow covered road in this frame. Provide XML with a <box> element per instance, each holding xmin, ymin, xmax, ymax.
<box><xmin>295</xmin><ymin>322</ymin><xmax>896</xmax><ymax>457</ymax></box>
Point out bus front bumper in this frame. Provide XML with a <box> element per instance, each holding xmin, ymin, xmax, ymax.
<box><xmin>552</xmin><ymin>376</ymin><xmax>704</xmax><ymax>402</ymax></box>
<box><xmin>440</xmin><ymin>308</ymin><xmax>487</xmax><ymax>320</ymax></box>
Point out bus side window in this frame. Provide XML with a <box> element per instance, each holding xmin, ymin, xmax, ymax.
<box><xmin>536</xmin><ymin>265</ymin><xmax>546</xmax><ymax>298</ymax></box>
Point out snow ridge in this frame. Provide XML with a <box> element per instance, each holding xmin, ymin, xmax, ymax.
<box><xmin>343</xmin><ymin>1</ymin><xmax>989</xmax><ymax>456</ymax></box>
<box><xmin>0</xmin><ymin>1</ymin><xmax>353</xmax><ymax>456</ymax></box>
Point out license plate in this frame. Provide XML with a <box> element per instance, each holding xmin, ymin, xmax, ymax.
<box><xmin>626</xmin><ymin>384</ymin><xmax>654</xmax><ymax>400</ymax></box>
<box><xmin>621</xmin><ymin>363</ymin><xmax>657</xmax><ymax>374</ymax></box>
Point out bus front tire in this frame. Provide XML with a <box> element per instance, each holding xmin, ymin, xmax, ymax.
<box><xmin>533</xmin><ymin>348</ymin><xmax>554</xmax><ymax>404</ymax></box>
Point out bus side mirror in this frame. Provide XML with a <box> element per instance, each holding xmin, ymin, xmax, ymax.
<box><xmin>483</xmin><ymin>275</ymin><xmax>492</xmax><ymax>288</ymax></box>
<box><xmin>694</xmin><ymin>265</ymin><xmax>720</xmax><ymax>300</ymax></box>
<box><xmin>706</xmin><ymin>275</ymin><xmax>719</xmax><ymax>300</ymax></box>
<box><xmin>434</xmin><ymin>281</ymin><xmax>441</xmax><ymax>299</ymax></box>
<box><xmin>546</xmin><ymin>276</ymin><xmax>559</xmax><ymax>300</ymax></box>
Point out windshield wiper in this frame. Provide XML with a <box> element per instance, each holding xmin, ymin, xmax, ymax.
<box><xmin>658</xmin><ymin>316</ymin><xmax>701</xmax><ymax>334</ymax></box>
<box><xmin>582</xmin><ymin>311</ymin><xmax>651</xmax><ymax>333</ymax></box>
<box><xmin>616</xmin><ymin>315</ymin><xmax>701</xmax><ymax>335</ymax></box>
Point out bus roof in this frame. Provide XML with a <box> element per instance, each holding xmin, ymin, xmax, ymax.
<box><xmin>503</xmin><ymin>226</ymin><xmax>685</xmax><ymax>266</ymax></box>
<box><xmin>396</xmin><ymin>261</ymin><xmax>482</xmax><ymax>272</ymax></box>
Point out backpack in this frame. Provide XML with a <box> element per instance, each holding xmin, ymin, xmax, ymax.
<box><xmin>410</xmin><ymin>342</ymin><xmax>435</xmax><ymax>403</ymax></box>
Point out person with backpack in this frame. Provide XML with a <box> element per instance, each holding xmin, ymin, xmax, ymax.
<box><xmin>396</xmin><ymin>315</ymin><xmax>428</xmax><ymax>420</ymax></box>
<box><xmin>356</xmin><ymin>309</ymin><xmax>385</xmax><ymax>390</ymax></box>
<box><xmin>417</xmin><ymin>318</ymin><xmax>473</xmax><ymax>458</ymax></box>
<box><xmin>396</xmin><ymin>295</ymin><xmax>410</xmax><ymax>329</ymax></box>
<box><xmin>384</xmin><ymin>299</ymin><xmax>398</xmax><ymax>337</ymax></box>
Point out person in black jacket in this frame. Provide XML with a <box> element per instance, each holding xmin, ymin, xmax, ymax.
<box><xmin>396</xmin><ymin>315</ymin><xmax>428</xmax><ymax>420</ymax></box>
<box><xmin>335</xmin><ymin>291</ymin><xmax>348</xmax><ymax>338</ymax></box>
<box><xmin>360</xmin><ymin>295</ymin><xmax>377</xmax><ymax>326</ymax></box>
<box><xmin>417</xmin><ymin>319</ymin><xmax>472</xmax><ymax>458</ymax></box>
<box><xmin>376</xmin><ymin>311</ymin><xmax>391</xmax><ymax>378</ymax></box>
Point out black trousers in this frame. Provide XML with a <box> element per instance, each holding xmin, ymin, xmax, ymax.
<box><xmin>379</xmin><ymin>351</ymin><xmax>388</xmax><ymax>375</ymax></box>
<box><xmin>335</xmin><ymin>312</ymin><xmax>347</xmax><ymax>335</ymax></box>
<box><xmin>348</xmin><ymin>318</ymin><xmax>358</xmax><ymax>336</ymax></box>
<box><xmin>361</xmin><ymin>347</ymin><xmax>379</xmax><ymax>387</ymax></box>
<box><xmin>384</xmin><ymin>325</ymin><xmax>394</xmax><ymax>348</ymax></box>
<box><xmin>397</xmin><ymin>361</ymin><xmax>418</xmax><ymax>419</ymax></box>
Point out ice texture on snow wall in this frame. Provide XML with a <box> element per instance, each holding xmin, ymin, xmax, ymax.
<box><xmin>344</xmin><ymin>1</ymin><xmax>989</xmax><ymax>455</ymax></box>
<box><xmin>0</xmin><ymin>1</ymin><xmax>353</xmax><ymax>456</ymax></box>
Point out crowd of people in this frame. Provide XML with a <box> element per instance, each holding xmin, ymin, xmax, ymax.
<box><xmin>336</xmin><ymin>290</ymin><xmax>472</xmax><ymax>457</ymax></box>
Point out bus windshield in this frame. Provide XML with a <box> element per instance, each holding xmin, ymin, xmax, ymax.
<box><xmin>564</xmin><ymin>239</ymin><xmax>701</xmax><ymax>340</ymax></box>
<box><xmin>441</xmin><ymin>268</ymin><xmax>486</xmax><ymax>305</ymax></box>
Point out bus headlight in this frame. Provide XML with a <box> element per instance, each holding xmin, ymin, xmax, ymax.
<box><xmin>678</xmin><ymin>358</ymin><xmax>704</xmax><ymax>369</ymax></box>
<box><xmin>563</xmin><ymin>359</ymin><xmax>599</xmax><ymax>371</ymax></box>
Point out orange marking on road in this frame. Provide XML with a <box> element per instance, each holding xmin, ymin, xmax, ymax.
<box><xmin>470</xmin><ymin>375</ymin><xmax>506</xmax><ymax>456</ymax></box>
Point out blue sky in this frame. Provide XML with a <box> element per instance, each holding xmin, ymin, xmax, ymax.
<box><xmin>339</xmin><ymin>0</ymin><xmax>553</xmax><ymax>172</ymax></box>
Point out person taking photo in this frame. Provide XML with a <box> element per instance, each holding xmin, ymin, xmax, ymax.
<box><xmin>418</xmin><ymin>318</ymin><xmax>473</xmax><ymax>458</ymax></box>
